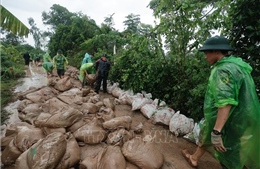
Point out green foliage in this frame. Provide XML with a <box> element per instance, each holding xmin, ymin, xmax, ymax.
<box><xmin>110</xmin><ymin>34</ymin><xmax>210</xmax><ymax>121</ymax></box>
<box><xmin>0</xmin><ymin>5</ymin><xmax>29</xmax><ymax>37</ymax></box>
<box><xmin>225</xmin><ymin>0</ymin><xmax>260</xmax><ymax>96</ymax></box>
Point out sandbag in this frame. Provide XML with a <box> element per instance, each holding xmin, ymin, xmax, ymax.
<box><xmin>25</xmin><ymin>86</ymin><xmax>57</xmax><ymax>103</ymax></box>
<box><xmin>103</xmin><ymin>98</ymin><xmax>115</xmax><ymax>110</ymax></box>
<box><xmin>54</xmin><ymin>76</ymin><xmax>73</xmax><ymax>92</ymax></box>
<box><xmin>56</xmin><ymin>133</ymin><xmax>80</xmax><ymax>169</ymax></box>
<box><xmin>97</xmin><ymin>145</ymin><xmax>126</xmax><ymax>169</ymax></box>
<box><xmin>73</xmin><ymin>118</ymin><xmax>106</xmax><ymax>144</ymax></box>
<box><xmin>122</xmin><ymin>138</ymin><xmax>164</xmax><ymax>169</ymax></box>
<box><xmin>107</xmin><ymin>129</ymin><xmax>134</xmax><ymax>146</ymax></box>
<box><xmin>81</xmin><ymin>102</ymin><xmax>98</xmax><ymax>114</ymax></box>
<box><xmin>15</xmin><ymin>145</ymin><xmax>31</xmax><ymax>169</ymax></box>
<box><xmin>13</xmin><ymin>127</ymin><xmax>45</xmax><ymax>152</ymax></box>
<box><xmin>103</xmin><ymin>116</ymin><xmax>132</xmax><ymax>130</ymax></box>
<box><xmin>34</xmin><ymin>106</ymin><xmax>83</xmax><ymax>128</ymax></box>
<box><xmin>41</xmin><ymin>97</ymin><xmax>68</xmax><ymax>114</ymax></box>
<box><xmin>140</xmin><ymin>104</ymin><xmax>157</xmax><ymax>119</ymax></box>
<box><xmin>1</xmin><ymin>139</ymin><xmax>22</xmax><ymax>166</ymax></box>
<box><xmin>169</xmin><ymin>111</ymin><xmax>194</xmax><ymax>136</ymax></box>
<box><xmin>57</xmin><ymin>88</ymin><xmax>83</xmax><ymax>105</ymax></box>
<box><xmin>96</xmin><ymin>107</ymin><xmax>115</xmax><ymax>122</ymax></box>
<box><xmin>1</xmin><ymin>122</ymin><xmax>34</xmax><ymax>149</ymax></box>
<box><xmin>153</xmin><ymin>107</ymin><xmax>175</xmax><ymax>126</ymax></box>
<box><xmin>27</xmin><ymin>132</ymin><xmax>67</xmax><ymax>169</ymax></box>
<box><xmin>132</xmin><ymin>95</ymin><xmax>153</xmax><ymax>111</ymax></box>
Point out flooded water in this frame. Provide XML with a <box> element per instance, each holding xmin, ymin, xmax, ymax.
<box><xmin>1</xmin><ymin>64</ymin><xmax>48</xmax><ymax>136</ymax></box>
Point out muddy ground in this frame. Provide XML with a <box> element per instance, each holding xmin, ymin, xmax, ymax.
<box><xmin>1</xmin><ymin>64</ymin><xmax>222</xmax><ymax>169</ymax></box>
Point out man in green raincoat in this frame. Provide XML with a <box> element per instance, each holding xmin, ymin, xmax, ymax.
<box><xmin>78</xmin><ymin>62</ymin><xmax>96</xmax><ymax>87</ymax></box>
<box><xmin>182</xmin><ymin>36</ymin><xmax>260</xmax><ymax>169</ymax></box>
<box><xmin>53</xmin><ymin>49</ymin><xmax>68</xmax><ymax>79</ymax></box>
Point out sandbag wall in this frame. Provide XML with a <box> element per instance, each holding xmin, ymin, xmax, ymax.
<box><xmin>1</xmin><ymin>66</ymin><xmax>164</xmax><ymax>169</ymax></box>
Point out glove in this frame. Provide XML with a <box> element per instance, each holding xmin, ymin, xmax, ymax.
<box><xmin>211</xmin><ymin>132</ymin><xmax>227</xmax><ymax>152</ymax></box>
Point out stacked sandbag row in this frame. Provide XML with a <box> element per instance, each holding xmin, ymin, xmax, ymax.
<box><xmin>1</xmin><ymin>73</ymin><xmax>164</xmax><ymax>169</ymax></box>
<box><xmin>107</xmin><ymin>82</ymin><xmax>195</xmax><ymax>137</ymax></box>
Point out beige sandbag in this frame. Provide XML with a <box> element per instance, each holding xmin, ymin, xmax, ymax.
<box><xmin>87</xmin><ymin>74</ymin><xmax>96</xmax><ymax>84</ymax></box>
<box><xmin>73</xmin><ymin>118</ymin><xmax>106</xmax><ymax>144</ymax></box>
<box><xmin>34</xmin><ymin>106</ymin><xmax>83</xmax><ymax>128</ymax></box>
<box><xmin>54</xmin><ymin>76</ymin><xmax>73</xmax><ymax>92</ymax></box>
<box><xmin>97</xmin><ymin>145</ymin><xmax>126</xmax><ymax>169</ymax></box>
<box><xmin>25</xmin><ymin>86</ymin><xmax>57</xmax><ymax>103</ymax></box>
<box><xmin>103</xmin><ymin>98</ymin><xmax>115</xmax><ymax>111</ymax></box>
<box><xmin>27</xmin><ymin>132</ymin><xmax>67</xmax><ymax>169</ymax></box>
<box><xmin>15</xmin><ymin>144</ymin><xmax>35</xmax><ymax>169</ymax></box>
<box><xmin>67</xmin><ymin>115</ymin><xmax>94</xmax><ymax>133</ymax></box>
<box><xmin>87</xmin><ymin>95</ymin><xmax>100</xmax><ymax>104</ymax></box>
<box><xmin>96</xmin><ymin>107</ymin><xmax>115</xmax><ymax>122</ymax></box>
<box><xmin>13</xmin><ymin>127</ymin><xmax>45</xmax><ymax>152</ymax></box>
<box><xmin>56</xmin><ymin>133</ymin><xmax>80</xmax><ymax>169</ymax></box>
<box><xmin>107</xmin><ymin>129</ymin><xmax>134</xmax><ymax>146</ymax></box>
<box><xmin>95</xmin><ymin>101</ymin><xmax>104</xmax><ymax>109</ymax></box>
<box><xmin>1</xmin><ymin>122</ymin><xmax>34</xmax><ymax>149</ymax></box>
<box><xmin>103</xmin><ymin>116</ymin><xmax>132</xmax><ymax>130</ymax></box>
<box><xmin>23</xmin><ymin>111</ymin><xmax>43</xmax><ymax>125</ymax></box>
<box><xmin>122</xmin><ymin>138</ymin><xmax>164</xmax><ymax>169</ymax></box>
<box><xmin>57</xmin><ymin>88</ymin><xmax>83</xmax><ymax>104</ymax></box>
<box><xmin>82</xmin><ymin>88</ymin><xmax>91</xmax><ymax>97</ymax></box>
<box><xmin>81</xmin><ymin>102</ymin><xmax>98</xmax><ymax>114</ymax></box>
<box><xmin>1</xmin><ymin>139</ymin><xmax>22</xmax><ymax>166</ymax></box>
<box><xmin>126</xmin><ymin>161</ymin><xmax>141</xmax><ymax>169</ymax></box>
<box><xmin>80</xmin><ymin>143</ymin><xmax>107</xmax><ymax>160</ymax></box>
<box><xmin>41</xmin><ymin>97</ymin><xmax>68</xmax><ymax>114</ymax></box>
<box><xmin>17</xmin><ymin>99</ymin><xmax>33</xmax><ymax>112</ymax></box>
<box><xmin>42</xmin><ymin>127</ymin><xmax>66</xmax><ymax>135</ymax></box>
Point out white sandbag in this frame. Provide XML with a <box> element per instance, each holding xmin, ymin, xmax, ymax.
<box><xmin>107</xmin><ymin>82</ymin><xmax>119</xmax><ymax>94</ymax></box>
<box><xmin>140</xmin><ymin>104</ymin><xmax>157</xmax><ymax>119</ymax></box>
<box><xmin>112</xmin><ymin>87</ymin><xmax>124</xmax><ymax>98</ymax></box>
<box><xmin>153</xmin><ymin>107</ymin><xmax>175</xmax><ymax>126</ymax></box>
<box><xmin>169</xmin><ymin>111</ymin><xmax>194</xmax><ymax>136</ymax></box>
<box><xmin>132</xmin><ymin>95</ymin><xmax>153</xmax><ymax>111</ymax></box>
<box><xmin>183</xmin><ymin>118</ymin><xmax>205</xmax><ymax>145</ymax></box>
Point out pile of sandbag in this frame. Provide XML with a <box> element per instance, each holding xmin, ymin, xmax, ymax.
<box><xmin>1</xmin><ymin>73</ymin><xmax>164</xmax><ymax>169</ymax></box>
<box><xmin>107</xmin><ymin>82</ymin><xmax>195</xmax><ymax>136</ymax></box>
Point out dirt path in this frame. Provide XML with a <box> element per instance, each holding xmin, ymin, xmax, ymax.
<box><xmin>2</xmin><ymin>64</ymin><xmax>222</xmax><ymax>169</ymax></box>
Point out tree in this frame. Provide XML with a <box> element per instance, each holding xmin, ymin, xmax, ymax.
<box><xmin>0</xmin><ymin>5</ymin><xmax>29</xmax><ymax>37</ymax></box>
<box><xmin>226</xmin><ymin>0</ymin><xmax>260</xmax><ymax>92</ymax></box>
<box><xmin>123</xmin><ymin>13</ymin><xmax>141</xmax><ymax>35</ymax></box>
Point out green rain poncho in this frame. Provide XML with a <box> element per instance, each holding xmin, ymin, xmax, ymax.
<box><xmin>78</xmin><ymin>63</ymin><xmax>95</xmax><ymax>82</ymax></box>
<box><xmin>42</xmin><ymin>62</ymin><xmax>53</xmax><ymax>72</ymax></box>
<box><xmin>200</xmin><ymin>56</ymin><xmax>260</xmax><ymax>169</ymax></box>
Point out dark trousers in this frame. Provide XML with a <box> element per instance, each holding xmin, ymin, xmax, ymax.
<box><xmin>95</xmin><ymin>75</ymin><xmax>108</xmax><ymax>93</ymax></box>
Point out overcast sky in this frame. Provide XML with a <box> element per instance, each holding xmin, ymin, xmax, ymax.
<box><xmin>1</xmin><ymin>0</ymin><xmax>156</xmax><ymax>45</ymax></box>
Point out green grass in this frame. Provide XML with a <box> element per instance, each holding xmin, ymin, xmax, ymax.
<box><xmin>0</xmin><ymin>78</ymin><xmax>21</xmax><ymax>124</ymax></box>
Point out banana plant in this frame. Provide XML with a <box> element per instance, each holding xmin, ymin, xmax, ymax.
<box><xmin>0</xmin><ymin>5</ymin><xmax>29</xmax><ymax>37</ymax></box>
